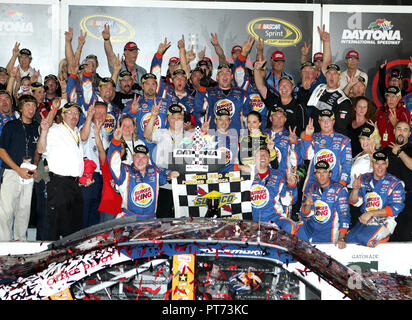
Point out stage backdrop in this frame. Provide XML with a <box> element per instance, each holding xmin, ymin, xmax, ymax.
<box><xmin>63</xmin><ymin>0</ymin><xmax>321</xmax><ymax>81</ymax></box>
<box><xmin>323</xmin><ymin>5</ymin><xmax>412</xmax><ymax>108</ymax></box>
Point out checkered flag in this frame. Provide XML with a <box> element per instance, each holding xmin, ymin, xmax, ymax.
<box><xmin>191</xmin><ymin>126</ymin><xmax>203</xmax><ymax>165</ymax></box>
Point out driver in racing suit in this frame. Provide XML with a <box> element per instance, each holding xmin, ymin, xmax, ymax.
<box><xmin>346</xmin><ymin>151</ymin><xmax>405</xmax><ymax>247</ymax></box>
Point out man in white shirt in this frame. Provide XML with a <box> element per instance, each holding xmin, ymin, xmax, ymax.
<box><xmin>6</xmin><ymin>45</ymin><xmax>42</xmax><ymax>83</ymax></box>
<box><xmin>339</xmin><ymin>50</ymin><xmax>368</xmax><ymax>92</ymax></box>
<box><xmin>37</xmin><ymin>101</ymin><xmax>84</xmax><ymax>240</ymax></box>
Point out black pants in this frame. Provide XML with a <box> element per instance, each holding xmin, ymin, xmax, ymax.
<box><xmin>47</xmin><ymin>173</ymin><xmax>83</xmax><ymax>241</ymax></box>
<box><xmin>81</xmin><ymin>172</ymin><xmax>103</xmax><ymax>228</ymax></box>
<box><xmin>390</xmin><ymin>195</ymin><xmax>412</xmax><ymax>242</ymax></box>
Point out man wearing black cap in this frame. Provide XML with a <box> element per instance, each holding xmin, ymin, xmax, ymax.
<box><xmin>44</xmin><ymin>74</ymin><xmax>60</xmax><ymax>105</ymax></box>
<box><xmin>144</xmin><ymin>103</ymin><xmax>190</xmax><ymax>218</ymax></box>
<box><xmin>301</xmin><ymin>109</ymin><xmax>352</xmax><ymax>194</ymax></box>
<box><xmin>307</xmin><ymin>63</ymin><xmax>352</xmax><ymax>136</ymax></box>
<box><xmin>383</xmin><ymin>121</ymin><xmax>412</xmax><ymax>241</ymax></box>
<box><xmin>296</xmin><ymin>160</ymin><xmax>350</xmax><ymax>248</ymax></box>
<box><xmin>254</xmin><ymin>60</ymin><xmax>307</xmax><ymax>137</ymax></box>
<box><xmin>346</xmin><ymin>151</ymin><xmax>405</xmax><ymax>247</ymax></box>
<box><xmin>0</xmin><ymin>94</ymin><xmax>39</xmax><ymax>241</ymax></box>
<box><xmin>376</xmin><ymin>86</ymin><xmax>410</xmax><ymax>148</ymax></box>
<box><xmin>102</xmin><ymin>25</ymin><xmax>147</xmax><ymax>94</ymax></box>
<box><xmin>112</xmin><ymin>70</ymin><xmax>136</xmax><ymax>111</ymax></box>
<box><xmin>6</xmin><ymin>43</ymin><xmax>42</xmax><ymax>83</ymax></box>
<box><xmin>37</xmin><ymin>101</ymin><xmax>84</xmax><ymax>240</ymax></box>
<box><xmin>108</xmin><ymin>124</ymin><xmax>179</xmax><ymax>219</ymax></box>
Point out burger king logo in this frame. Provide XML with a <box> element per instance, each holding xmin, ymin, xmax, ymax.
<box><xmin>132</xmin><ymin>183</ymin><xmax>154</xmax><ymax>208</ymax></box>
<box><xmin>141</xmin><ymin>113</ymin><xmax>161</xmax><ymax>132</ymax></box>
<box><xmin>314</xmin><ymin>200</ymin><xmax>331</xmax><ymax>223</ymax></box>
<box><xmin>365</xmin><ymin>192</ymin><xmax>382</xmax><ymax>211</ymax></box>
<box><xmin>104</xmin><ymin>113</ymin><xmax>116</xmax><ymax>134</ymax></box>
<box><xmin>250</xmin><ymin>185</ymin><xmax>269</xmax><ymax>208</ymax></box>
<box><xmin>249</xmin><ymin>94</ymin><xmax>265</xmax><ymax>113</ymax></box>
<box><xmin>315</xmin><ymin>149</ymin><xmax>336</xmax><ymax>169</ymax></box>
<box><xmin>215</xmin><ymin>99</ymin><xmax>235</xmax><ymax>117</ymax></box>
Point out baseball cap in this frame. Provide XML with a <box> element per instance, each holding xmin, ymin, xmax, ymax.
<box><xmin>31</xmin><ymin>82</ymin><xmax>44</xmax><ymax>91</ymax></box>
<box><xmin>372</xmin><ymin>151</ymin><xmax>388</xmax><ymax>162</ymax></box>
<box><xmin>326</xmin><ymin>64</ymin><xmax>341</xmax><ymax>73</ymax></box>
<box><xmin>184</xmin><ymin>111</ymin><xmax>197</xmax><ymax>126</ymax></box>
<box><xmin>190</xmin><ymin>67</ymin><xmax>204</xmax><ymax>76</ymax></box>
<box><xmin>99</xmin><ymin>77</ymin><xmax>115</xmax><ymax>87</ymax></box>
<box><xmin>313</xmin><ymin>52</ymin><xmax>323</xmax><ymax>61</ymax></box>
<box><xmin>44</xmin><ymin>74</ymin><xmax>58</xmax><ymax>84</ymax></box>
<box><xmin>172</xmin><ymin>69</ymin><xmax>186</xmax><ymax>78</ymax></box>
<box><xmin>389</xmin><ymin>69</ymin><xmax>401</xmax><ymax>80</ymax></box>
<box><xmin>359</xmin><ymin>123</ymin><xmax>375</xmax><ymax>138</ymax></box>
<box><xmin>270</xmin><ymin>106</ymin><xmax>287</xmax><ymax>116</ymax></box>
<box><xmin>217</xmin><ymin>63</ymin><xmax>232</xmax><ymax>73</ymax></box>
<box><xmin>319</xmin><ymin>109</ymin><xmax>335</xmax><ymax>120</ymax></box>
<box><xmin>271</xmin><ymin>51</ymin><xmax>285</xmax><ymax>61</ymax></box>
<box><xmin>345</xmin><ymin>50</ymin><xmax>359</xmax><ymax>59</ymax></box>
<box><xmin>197</xmin><ymin>60</ymin><xmax>209</xmax><ymax>68</ymax></box>
<box><xmin>169</xmin><ymin>57</ymin><xmax>180</xmax><ymax>65</ymax></box>
<box><xmin>0</xmin><ymin>67</ymin><xmax>8</xmax><ymax>75</ymax></box>
<box><xmin>301</xmin><ymin>61</ymin><xmax>315</xmax><ymax>70</ymax></box>
<box><xmin>167</xmin><ymin>104</ymin><xmax>184</xmax><ymax>116</ymax></box>
<box><xmin>141</xmin><ymin>73</ymin><xmax>157</xmax><ymax>83</ymax></box>
<box><xmin>118</xmin><ymin>70</ymin><xmax>133</xmax><ymax>80</ymax></box>
<box><xmin>61</xmin><ymin>102</ymin><xmax>82</xmax><ymax>113</ymax></box>
<box><xmin>279</xmin><ymin>75</ymin><xmax>294</xmax><ymax>86</ymax></box>
<box><xmin>216</xmin><ymin>109</ymin><xmax>231</xmax><ymax>118</ymax></box>
<box><xmin>133</xmin><ymin>144</ymin><xmax>149</xmax><ymax>155</ymax></box>
<box><xmin>385</xmin><ymin>86</ymin><xmax>401</xmax><ymax>97</ymax></box>
<box><xmin>314</xmin><ymin>160</ymin><xmax>331</xmax><ymax>172</ymax></box>
<box><xmin>86</xmin><ymin>54</ymin><xmax>99</xmax><ymax>65</ymax></box>
<box><xmin>124</xmin><ymin>41</ymin><xmax>138</xmax><ymax>51</ymax></box>
<box><xmin>19</xmin><ymin>48</ymin><xmax>32</xmax><ymax>57</ymax></box>
<box><xmin>231</xmin><ymin>45</ymin><xmax>242</xmax><ymax>53</ymax></box>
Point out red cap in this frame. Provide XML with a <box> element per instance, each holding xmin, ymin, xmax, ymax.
<box><xmin>313</xmin><ymin>52</ymin><xmax>323</xmax><ymax>61</ymax></box>
<box><xmin>345</xmin><ymin>50</ymin><xmax>359</xmax><ymax>59</ymax></box>
<box><xmin>271</xmin><ymin>51</ymin><xmax>285</xmax><ymax>61</ymax></box>
<box><xmin>124</xmin><ymin>41</ymin><xmax>138</xmax><ymax>51</ymax></box>
<box><xmin>231</xmin><ymin>45</ymin><xmax>242</xmax><ymax>53</ymax></box>
<box><xmin>169</xmin><ymin>57</ymin><xmax>180</xmax><ymax>65</ymax></box>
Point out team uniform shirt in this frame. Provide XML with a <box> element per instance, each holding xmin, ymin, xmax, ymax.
<box><xmin>43</xmin><ymin>122</ymin><xmax>84</xmax><ymax>177</ymax></box>
<box><xmin>233</xmin><ymin>54</ymin><xmax>269</xmax><ymax>130</ymax></box>
<box><xmin>301</xmin><ymin>131</ymin><xmax>352</xmax><ymax>191</ymax></box>
<box><xmin>307</xmin><ymin>84</ymin><xmax>352</xmax><ymax>136</ymax></box>
<box><xmin>263</xmin><ymin>128</ymin><xmax>302</xmax><ymax>174</ymax></box>
<box><xmin>109</xmin><ymin>61</ymin><xmax>147</xmax><ymax>94</ymax></box>
<box><xmin>107</xmin><ymin>139</ymin><xmax>170</xmax><ymax>219</ymax></box>
<box><xmin>250</xmin><ymin>166</ymin><xmax>298</xmax><ymax>233</ymax></box>
<box><xmin>194</xmin><ymin>85</ymin><xmax>251</xmax><ymax>135</ymax></box>
<box><xmin>263</xmin><ymin>89</ymin><xmax>308</xmax><ymax>137</ymax></box>
<box><xmin>264</xmin><ymin>69</ymin><xmax>293</xmax><ymax>93</ymax></box>
<box><xmin>376</xmin><ymin>103</ymin><xmax>411</xmax><ymax>148</ymax></box>
<box><xmin>297</xmin><ymin>182</ymin><xmax>350</xmax><ymax>243</ymax></box>
<box><xmin>80</xmin><ymin>122</ymin><xmax>112</xmax><ymax>173</ymax></box>
<box><xmin>346</xmin><ymin>172</ymin><xmax>405</xmax><ymax>247</ymax></box>
<box><xmin>339</xmin><ymin>69</ymin><xmax>368</xmax><ymax>91</ymax></box>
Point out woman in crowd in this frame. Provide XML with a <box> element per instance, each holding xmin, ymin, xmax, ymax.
<box><xmin>346</xmin><ymin>96</ymin><xmax>376</xmax><ymax>157</ymax></box>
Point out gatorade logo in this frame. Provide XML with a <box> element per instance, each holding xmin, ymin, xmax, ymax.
<box><xmin>141</xmin><ymin>113</ymin><xmax>161</xmax><ymax>131</ymax></box>
<box><xmin>315</xmin><ymin>149</ymin><xmax>336</xmax><ymax>169</ymax></box>
<box><xmin>104</xmin><ymin>113</ymin><xmax>116</xmax><ymax>134</ymax></box>
<box><xmin>314</xmin><ymin>200</ymin><xmax>331</xmax><ymax>223</ymax></box>
<box><xmin>215</xmin><ymin>99</ymin><xmax>235</xmax><ymax>117</ymax></box>
<box><xmin>132</xmin><ymin>183</ymin><xmax>154</xmax><ymax>208</ymax></box>
<box><xmin>250</xmin><ymin>94</ymin><xmax>265</xmax><ymax>113</ymax></box>
<box><xmin>250</xmin><ymin>185</ymin><xmax>269</xmax><ymax>208</ymax></box>
<box><xmin>365</xmin><ymin>192</ymin><xmax>382</xmax><ymax>211</ymax></box>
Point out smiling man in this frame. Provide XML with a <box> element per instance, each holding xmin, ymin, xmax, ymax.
<box><xmin>0</xmin><ymin>94</ymin><xmax>39</xmax><ymax>241</ymax></box>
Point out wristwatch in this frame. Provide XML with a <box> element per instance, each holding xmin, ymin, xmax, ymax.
<box><xmin>396</xmin><ymin>148</ymin><xmax>403</xmax><ymax>157</ymax></box>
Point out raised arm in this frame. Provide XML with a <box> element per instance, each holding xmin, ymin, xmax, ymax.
<box><xmin>5</xmin><ymin>42</ymin><xmax>20</xmax><ymax>74</ymax></box>
<box><xmin>210</xmin><ymin>33</ymin><xmax>227</xmax><ymax>65</ymax></box>
<box><xmin>102</xmin><ymin>24</ymin><xmax>116</xmax><ymax>68</ymax></box>
<box><xmin>253</xmin><ymin>59</ymin><xmax>268</xmax><ymax>99</ymax></box>
<box><xmin>317</xmin><ymin>25</ymin><xmax>332</xmax><ymax>75</ymax></box>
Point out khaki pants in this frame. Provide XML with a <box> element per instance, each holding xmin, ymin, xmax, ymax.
<box><xmin>0</xmin><ymin>169</ymin><xmax>34</xmax><ymax>241</ymax></box>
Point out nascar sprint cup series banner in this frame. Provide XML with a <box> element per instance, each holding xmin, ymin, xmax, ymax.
<box><xmin>323</xmin><ymin>6</ymin><xmax>412</xmax><ymax>108</ymax></box>
<box><xmin>0</xmin><ymin>1</ymin><xmax>59</xmax><ymax>78</ymax></box>
<box><xmin>67</xmin><ymin>1</ymin><xmax>321</xmax><ymax>80</ymax></box>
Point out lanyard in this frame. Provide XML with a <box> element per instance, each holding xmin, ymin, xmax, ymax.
<box><xmin>20</xmin><ymin>119</ymin><xmax>30</xmax><ymax>158</ymax></box>
<box><xmin>63</xmin><ymin>122</ymin><xmax>80</xmax><ymax>147</ymax></box>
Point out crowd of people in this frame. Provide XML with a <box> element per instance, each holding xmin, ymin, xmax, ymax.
<box><xmin>0</xmin><ymin>23</ymin><xmax>411</xmax><ymax>250</ymax></box>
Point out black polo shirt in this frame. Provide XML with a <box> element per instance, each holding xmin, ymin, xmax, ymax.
<box><xmin>383</xmin><ymin>142</ymin><xmax>412</xmax><ymax>194</ymax></box>
<box><xmin>0</xmin><ymin>118</ymin><xmax>39</xmax><ymax>169</ymax></box>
